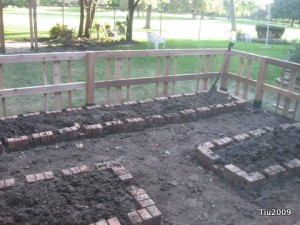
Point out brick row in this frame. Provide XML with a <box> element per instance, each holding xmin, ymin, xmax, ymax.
<box><xmin>183</xmin><ymin>92</ymin><xmax>196</xmax><ymax>97</ymax></box>
<box><xmin>0</xmin><ymin>115</ymin><xmax>18</xmax><ymax>120</ymax></box>
<box><xmin>32</xmin><ymin>131</ymin><xmax>54</xmax><ymax>145</ymax></box>
<box><xmin>65</xmin><ymin>107</ymin><xmax>83</xmax><ymax>113</ymax></box>
<box><xmin>25</xmin><ymin>171</ymin><xmax>55</xmax><ymax>183</ymax></box>
<box><xmin>212</xmin><ymin>137</ymin><xmax>233</xmax><ymax>149</ymax></box>
<box><xmin>104</xmin><ymin>120</ymin><xmax>125</xmax><ymax>133</ymax></box>
<box><xmin>249</xmin><ymin>128</ymin><xmax>266</xmax><ymax>137</ymax></box>
<box><xmin>233</xmin><ymin>133</ymin><xmax>250</xmax><ymax>142</ymax></box>
<box><xmin>125</xmin><ymin>118</ymin><xmax>145</xmax><ymax>131</ymax></box>
<box><xmin>45</xmin><ymin>110</ymin><xmax>62</xmax><ymax>115</ymax></box>
<box><xmin>127</xmin><ymin>205</ymin><xmax>161</xmax><ymax>225</ymax></box>
<box><xmin>195</xmin><ymin>145</ymin><xmax>220</xmax><ymax>169</ymax></box>
<box><xmin>262</xmin><ymin>164</ymin><xmax>287</xmax><ymax>180</ymax></box>
<box><xmin>83</xmin><ymin>124</ymin><xmax>103</xmax><ymax>138</ymax></box>
<box><xmin>283</xmin><ymin>158</ymin><xmax>300</xmax><ymax>175</ymax></box>
<box><xmin>138</xmin><ymin>99</ymin><xmax>154</xmax><ymax>104</ymax></box>
<box><xmin>4</xmin><ymin>135</ymin><xmax>30</xmax><ymax>150</ymax></box>
<box><xmin>195</xmin><ymin>107</ymin><xmax>211</xmax><ymax>117</ymax></box>
<box><xmin>62</xmin><ymin>165</ymin><xmax>90</xmax><ymax>178</ymax></box>
<box><xmin>163</xmin><ymin>113</ymin><xmax>181</xmax><ymax>123</ymax></box>
<box><xmin>86</xmin><ymin>104</ymin><xmax>101</xmax><ymax>110</ymax></box>
<box><xmin>154</xmin><ymin>96</ymin><xmax>168</xmax><ymax>102</ymax></box>
<box><xmin>58</xmin><ymin>127</ymin><xmax>78</xmax><ymax>141</ymax></box>
<box><xmin>23</xmin><ymin>112</ymin><xmax>40</xmax><ymax>117</ymax></box>
<box><xmin>90</xmin><ymin>217</ymin><xmax>122</xmax><ymax>225</ymax></box>
<box><xmin>123</xmin><ymin>101</ymin><xmax>138</xmax><ymax>106</ymax></box>
<box><xmin>145</xmin><ymin>115</ymin><xmax>165</xmax><ymax>126</ymax></box>
<box><xmin>168</xmin><ymin>94</ymin><xmax>182</xmax><ymax>99</ymax></box>
<box><xmin>0</xmin><ymin>178</ymin><xmax>15</xmax><ymax>190</ymax></box>
<box><xmin>112</xmin><ymin>165</ymin><xmax>133</xmax><ymax>184</ymax></box>
<box><xmin>179</xmin><ymin>109</ymin><xmax>196</xmax><ymax>120</ymax></box>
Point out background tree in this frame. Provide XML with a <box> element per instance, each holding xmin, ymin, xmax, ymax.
<box><xmin>126</xmin><ymin>0</ymin><xmax>140</xmax><ymax>41</ymax></box>
<box><xmin>78</xmin><ymin>0</ymin><xmax>98</xmax><ymax>38</ymax></box>
<box><xmin>229</xmin><ymin>0</ymin><xmax>236</xmax><ymax>31</ymax></box>
<box><xmin>272</xmin><ymin>0</ymin><xmax>300</xmax><ymax>27</ymax></box>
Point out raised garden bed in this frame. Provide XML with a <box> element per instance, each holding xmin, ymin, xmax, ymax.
<box><xmin>195</xmin><ymin>123</ymin><xmax>300</xmax><ymax>190</ymax></box>
<box><xmin>0</xmin><ymin>91</ymin><xmax>247</xmax><ymax>154</ymax></box>
<box><xmin>0</xmin><ymin>161</ymin><xmax>162</xmax><ymax>225</ymax></box>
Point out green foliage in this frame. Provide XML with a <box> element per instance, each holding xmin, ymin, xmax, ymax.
<box><xmin>116</xmin><ymin>21</ymin><xmax>127</xmax><ymax>34</ymax></box>
<box><xmin>49</xmin><ymin>24</ymin><xmax>76</xmax><ymax>46</ymax></box>
<box><xmin>255</xmin><ymin>24</ymin><xmax>285</xmax><ymax>39</ymax></box>
<box><xmin>288</xmin><ymin>42</ymin><xmax>300</xmax><ymax>64</ymax></box>
<box><xmin>272</xmin><ymin>0</ymin><xmax>300</xmax><ymax>25</ymax></box>
<box><xmin>3</xmin><ymin>0</ymin><xmax>27</xmax><ymax>7</ymax></box>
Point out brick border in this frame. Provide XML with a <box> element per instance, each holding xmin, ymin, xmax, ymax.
<box><xmin>0</xmin><ymin>91</ymin><xmax>247</xmax><ymax>154</ymax></box>
<box><xmin>195</xmin><ymin>123</ymin><xmax>300</xmax><ymax>190</ymax></box>
<box><xmin>0</xmin><ymin>160</ymin><xmax>162</xmax><ymax>225</ymax></box>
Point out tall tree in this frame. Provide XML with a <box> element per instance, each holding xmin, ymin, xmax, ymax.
<box><xmin>229</xmin><ymin>0</ymin><xmax>236</xmax><ymax>31</ymax></box>
<box><xmin>78</xmin><ymin>0</ymin><xmax>98</xmax><ymax>38</ymax></box>
<box><xmin>272</xmin><ymin>0</ymin><xmax>300</xmax><ymax>27</ymax></box>
<box><xmin>126</xmin><ymin>0</ymin><xmax>140</xmax><ymax>41</ymax></box>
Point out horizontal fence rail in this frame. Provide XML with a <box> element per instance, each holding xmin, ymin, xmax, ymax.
<box><xmin>0</xmin><ymin>49</ymin><xmax>299</xmax><ymax>120</ymax></box>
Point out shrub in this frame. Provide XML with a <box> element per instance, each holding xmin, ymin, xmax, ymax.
<box><xmin>288</xmin><ymin>42</ymin><xmax>300</xmax><ymax>64</ymax></box>
<box><xmin>49</xmin><ymin>24</ymin><xmax>76</xmax><ymax>46</ymax></box>
<box><xmin>255</xmin><ymin>24</ymin><xmax>285</xmax><ymax>39</ymax></box>
<box><xmin>116</xmin><ymin>21</ymin><xmax>127</xmax><ymax>34</ymax></box>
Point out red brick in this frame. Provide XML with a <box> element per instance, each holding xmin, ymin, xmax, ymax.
<box><xmin>79</xmin><ymin>165</ymin><xmax>89</xmax><ymax>173</ymax></box>
<box><xmin>64</xmin><ymin>127</ymin><xmax>73</xmax><ymax>140</ymax></box>
<box><xmin>283</xmin><ymin>158</ymin><xmax>300</xmax><ymax>174</ymax></box>
<box><xmin>127</xmin><ymin>211</ymin><xmax>143</xmax><ymax>225</ymax></box>
<box><xmin>223</xmin><ymin>164</ymin><xmax>242</xmax><ymax>184</ymax></box>
<box><xmin>183</xmin><ymin>92</ymin><xmax>196</xmax><ymax>97</ymax></box>
<box><xmin>279</xmin><ymin>123</ymin><xmax>293</xmax><ymax>130</ymax></box>
<box><xmin>147</xmin><ymin>205</ymin><xmax>162</xmax><ymax>225</ymax></box>
<box><xmin>138</xmin><ymin>198</ymin><xmax>155</xmax><ymax>208</ymax></box>
<box><xmin>45</xmin><ymin>131</ymin><xmax>54</xmax><ymax>143</ymax></box>
<box><xmin>84</xmin><ymin>125</ymin><xmax>93</xmax><ymax>137</ymax></box>
<box><xmin>249</xmin><ymin>172</ymin><xmax>265</xmax><ymax>188</ymax></box>
<box><xmin>195</xmin><ymin>146</ymin><xmax>220</xmax><ymax>168</ymax></box>
<box><xmin>20</xmin><ymin>135</ymin><xmax>29</xmax><ymax>146</ymax></box>
<box><xmin>44</xmin><ymin>171</ymin><xmax>55</xmax><ymax>180</ymax></box>
<box><xmin>249</xmin><ymin>129</ymin><xmax>266</xmax><ymax>137</ymax></box>
<box><xmin>93</xmin><ymin>124</ymin><xmax>103</xmax><ymax>137</ymax></box>
<box><xmin>195</xmin><ymin>107</ymin><xmax>211</xmax><ymax>117</ymax></box>
<box><xmin>4</xmin><ymin>178</ymin><xmax>15</xmax><ymax>188</ymax></box>
<box><xmin>262</xmin><ymin>164</ymin><xmax>286</xmax><ymax>180</ymax></box>
<box><xmin>163</xmin><ymin>113</ymin><xmax>181</xmax><ymax>123</ymax></box>
<box><xmin>40</xmin><ymin>132</ymin><xmax>48</xmax><ymax>144</ymax></box>
<box><xmin>7</xmin><ymin>138</ymin><xmax>16</xmax><ymax>149</ymax></box>
<box><xmin>113</xmin><ymin>168</ymin><xmax>130</xmax><ymax>176</ymax></box>
<box><xmin>95</xmin><ymin>162</ymin><xmax>110</xmax><ymax>170</ymax></box>
<box><xmin>154</xmin><ymin>96</ymin><xmax>168</xmax><ymax>102</ymax></box>
<box><xmin>70</xmin><ymin>167</ymin><xmax>81</xmax><ymax>174</ymax></box>
<box><xmin>95</xmin><ymin>220</ymin><xmax>108</xmax><ymax>225</ymax></box>
<box><xmin>0</xmin><ymin>180</ymin><xmax>5</xmax><ymax>189</ymax></box>
<box><xmin>105</xmin><ymin>120</ymin><xmax>125</xmax><ymax>133</ymax></box>
<box><xmin>106</xmin><ymin>217</ymin><xmax>121</xmax><ymax>225</ymax></box>
<box><xmin>62</xmin><ymin>168</ymin><xmax>73</xmax><ymax>177</ymax></box>
<box><xmin>123</xmin><ymin>101</ymin><xmax>138</xmax><ymax>106</ymax></box>
<box><xmin>137</xmin><ymin>208</ymin><xmax>152</xmax><ymax>225</ymax></box>
<box><xmin>168</xmin><ymin>94</ymin><xmax>182</xmax><ymax>99</ymax></box>
<box><xmin>58</xmin><ymin>129</ymin><xmax>67</xmax><ymax>141</ymax></box>
<box><xmin>233</xmin><ymin>133</ymin><xmax>250</xmax><ymax>142</ymax></box>
<box><xmin>199</xmin><ymin>141</ymin><xmax>215</xmax><ymax>150</ymax></box>
<box><xmin>138</xmin><ymin>99</ymin><xmax>154</xmax><ymax>104</ymax></box>
<box><xmin>34</xmin><ymin>173</ymin><xmax>45</xmax><ymax>181</ymax></box>
<box><xmin>119</xmin><ymin>173</ymin><xmax>133</xmax><ymax>184</ymax></box>
<box><xmin>26</xmin><ymin>174</ymin><xmax>36</xmax><ymax>183</ymax></box>
<box><xmin>14</xmin><ymin>137</ymin><xmax>22</xmax><ymax>148</ymax></box>
<box><xmin>134</xmin><ymin>193</ymin><xmax>150</xmax><ymax>202</ymax></box>
<box><xmin>127</xmin><ymin>186</ymin><xmax>146</xmax><ymax>196</ymax></box>
<box><xmin>179</xmin><ymin>109</ymin><xmax>196</xmax><ymax>120</ymax></box>
<box><xmin>70</xmin><ymin>126</ymin><xmax>79</xmax><ymax>138</ymax></box>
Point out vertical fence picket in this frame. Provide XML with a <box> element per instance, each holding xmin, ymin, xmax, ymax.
<box><xmin>0</xmin><ymin>64</ymin><xmax>6</xmax><ymax>116</ymax></box>
<box><xmin>202</xmin><ymin>55</ymin><xmax>210</xmax><ymax>90</ymax></box>
<box><xmin>162</xmin><ymin>56</ymin><xmax>170</xmax><ymax>96</ymax></box>
<box><xmin>283</xmin><ymin>69</ymin><xmax>296</xmax><ymax>116</ymax></box>
<box><xmin>243</xmin><ymin>59</ymin><xmax>253</xmax><ymax>100</ymax></box>
<box><xmin>235</xmin><ymin>57</ymin><xmax>244</xmax><ymax>96</ymax></box>
<box><xmin>115</xmin><ymin>57</ymin><xmax>122</xmax><ymax>103</ymax></box>
<box><xmin>67</xmin><ymin>60</ymin><xmax>72</xmax><ymax>107</ymax></box>
<box><xmin>126</xmin><ymin>57</ymin><xmax>131</xmax><ymax>101</ymax></box>
<box><xmin>172</xmin><ymin>56</ymin><xmax>177</xmax><ymax>95</ymax></box>
<box><xmin>196</xmin><ymin>55</ymin><xmax>202</xmax><ymax>91</ymax></box>
<box><xmin>275</xmin><ymin>68</ymin><xmax>286</xmax><ymax>114</ymax></box>
<box><xmin>42</xmin><ymin>62</ymin><xmax>48</xmax><ymax>111</ymax></box>
<box><xmin>53</xmin><ymin>61</ymin><xmax>62</xmax><ymax>110</ymax></box>
<box><xmin>293</xmin><ymin>101</ymin><xmax>299</xmax><ymax>120</ymax></box>
<box><xmin>86</xmin><ymin>52</ymin><xmax>95</xmax><ymax>105</ymax></box>
<box><xmin>106</xmin><ymin>58</ymin><xmax>111</xmax><ymax>104</ymax></box>
<box><xmin>155</xmin><ymin>57</ymin><xmax>161</xmax><ymax>97</ymax></box>
<box><xmin>253</xmin><ymin>58</ymin><xmax>267</xmax><ymax>108</ymax></box>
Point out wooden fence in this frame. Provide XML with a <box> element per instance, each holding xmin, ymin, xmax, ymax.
<box><xmin>0</xmin><ymin>49</ymin><xmax>299</xmax><ymax>120</ymax></box>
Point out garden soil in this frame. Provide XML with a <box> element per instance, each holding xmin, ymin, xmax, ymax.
<box><xmin>1</xmin><ymin>103</ymin><xmax>300</xmax><ymax>225</ymax></box>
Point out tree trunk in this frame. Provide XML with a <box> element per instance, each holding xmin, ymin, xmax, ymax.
<box><xmin>144</xmin><ymin>5</ymin><xmax>152</xmax><ymax>29</ymax></box>
<box><xmin>84</xmin><ymin>0</ymin><xmax>92</xmax><ymax>38</ymax></box>
<box><xmin>229</xmin><ymin>0</ymin><xmax>236</xmax><ymax>31</ymax></box>
<box><xmin>78</xmin><ymin>0</ymin><xmax>84</xmax><ymax>37</ymax></box>
<box><xmin>126</xmin><ymin>0</ymin><xmax>139</xmax><ymax>41</ymax></box>
<box><xmin>291</xmin><ymin>18</ymin><xmax>295</xmax><ymax>27</ymax></box>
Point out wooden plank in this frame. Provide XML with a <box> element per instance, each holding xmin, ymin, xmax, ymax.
<box><xmin>196</xmin><ymin>55</ymin><xmax>202</xmax><ymax>91</ymax></box>
<box><xmin>0</xmin><ymin>82</ymin><xmax>86</xmax><ymax>97</ymax></box>
<box><xmin>243</xmin><ymin>59</ymin><xmax>253</xmax><ymax>100</ymax></box>
<box><xmin>263</xmin><ymin>84</ymin><xmax>300</xmax><ymax>101</ymax></box>
<box><xmin>162</xmin><ymin>56</ymin><xmax>170</xmax><ymax>96</ymax></box>
<box><xmin>172</xmin><ymin>56</ymin><xmax>177</xmax><ymax>95</ymax></box>
<box><xmin>42</xmin><ymin>62</ymin><xmax>48</xmax><ymax>111</ymax></box>
<box><xmin>67</xmin><ymin>60</ymin><xmax>72</xmax><ymax>107</ymax></box>
<box><xmin>155</xmin><ymin>57</ymin><xmax>161</xmax><ymax>97</ymax></box>
<box><xmin>0</xmin><ymin>52</ymin><xmax>86</xmax><ymax>64</ymax></box>
<box><xmin>94</xmin><ymin>73</ymin><xmax>219</xmax><ymax>88</ymax></box>
<box><xmin>0</xmin><ymin>63</ymin><xmax>5</xmax><ymax>116</ymax></box>
<box><xmin>28</xmin><ymin>0</ymin><xmax>34</xmax><ymax>50</ymax></box>
<box><xmin>224</xmin><ymin>73</ymin><xmax>257</xmax><ymax>87</ymax></box>
<box><xmin>93</xmin><ymin>49</ymin><xmax>227</xmax><ymax>59</ymax></box>
<box><xmin>32</xmin><ymin>0</ymin><xmax>38</xmax><ymax>50</ymax></box>
<box><xmin>126</xmin><ymin>57</ymin><xmax>131</xmax><ymax>101</ymax></box>
<box><xmin>106</xmin><ymin>58</ymin><xmax>111</xmax><ymax>104</ymax></box>
<box><xmin>202</xmin><ymin>55</ymin><xmax>210</xmax><ymax>90</ymax></box>
<box><xmin>253</xmin><ymin>58</ymin><xmax>268</xmax><ymax>107</ymax></box>
<box><xmin>235</xmin><ymin>57</ymin><xmax>244</xmax><ymax>96</ymax></box>
<box><xmin>220</xmin><ymin>52</ymin><xmax>231</xmax><ymax>91</ymax></box>
<box><xmin>230</xmin><ymin>50</ymin><xmax>262</xmax><ymax>62</ymax></box>
<box><xmin>275</xmin><ymin>68</ymin><xmax>286</xmax><ymax>114</ymax></box>
<box><xmin>115</xmin><ymin>57</ymin><xmax>122</xmax><ymax>103</ymax></box>
<box><xmin>266</xmin><ymin>58</ymin><xmax>300</xmax><ymax>71</ymax></box>
<box><xmin>86</xmin><ymin>52</ymin><xmax>95</xmax><ymax>105</ymax></box>
<box><xmin>293</xmin><ymin>101</ymin><xmax>299</xmax><ymax>120</ymax></box>
<box><xmin>283</xmin><ymin>69</ymin><xmax>297</xmax><ymax>116</ymax></box>
<box><xmin>53</xmin><ymin>61</ymin><xmax>62</xmax><ymax>110</ymax></box>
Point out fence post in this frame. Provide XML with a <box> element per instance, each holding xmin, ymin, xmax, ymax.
<box><xmin>253</xmin><ymin>58</ymin><xmax>268</xmax><ymax>108</ymax></box>
<box><xmin>115</xmin><ymin>57</ymin><xmax>122</xmax><ymax>104</ymax></box>
<box><xmin>86</xmin><ymin>52</ymin><xmax>95</xmax><ymax>105</ymax></box>
<box><xmin>220</xmin><ymin>52</ymin><xmax>231</xmax><ymax>92</ymax></box>
<box><xmin>162</xmin><ymin>56</ymin><xmax>170</xmax><ymax>96</ymax></box>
